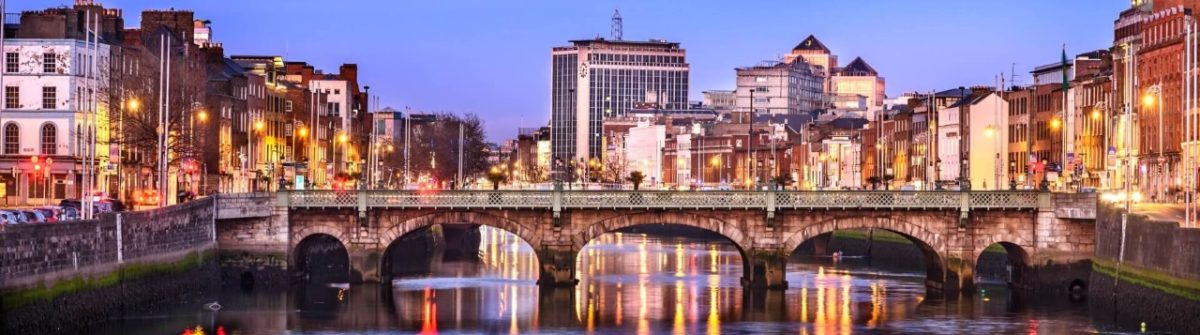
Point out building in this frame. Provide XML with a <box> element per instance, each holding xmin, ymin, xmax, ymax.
<box><xmin>734</xmin><ymin>60</ymin><xmax>824</xmax><ymax>115</ymax></box>
<box><xmin>1</xmin><ymin>5</ymin><xmax>121</xmax><ymax>206</ymax></box>
<box><xmin>783</xmin><ymin>35</ymin><xmax>837</xmax><ymax>93</ymax></box>
<box><xmin>702</xmin><ymin>90</ymin><xmax>735</xmax><ymax>112</ymax></box>
<box><xmin>550</xmin><ymin>38</ymin><xmax>689</xmax><ymax>167</ymax></box>
<box><xmin>1135</xmin><ymin>1</ymin><xmax>1197</xmax><ymax>199</ymax></box>
<box><xmin>831</xmin><ymin>57</ymin><xmax>886</xmax><ymax>113</ymax></box>
<box><xmin>1071</xmin><ymin>51</ymin><xmax>1114</xmax><ymax>189</ymax></box>
<box><xmin>964</xmin><ymin>92</ymin><xmax>1010</xmax><ymax>190</ymax></box>
<box><xmin>625</xmin><ymin>122</ymin><xmax>667</xmax><ymax>184</ymax></box>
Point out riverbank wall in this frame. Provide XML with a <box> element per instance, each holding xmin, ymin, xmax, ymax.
<box><xmin>1091</xmin><ymin>203</ymin><xmax>1200</xmax><ymax>334</ymax></box>
<box><xmin>0</xmin><ymin>198</ymin><xmax>219</xmax><ymax>334</ymax></box>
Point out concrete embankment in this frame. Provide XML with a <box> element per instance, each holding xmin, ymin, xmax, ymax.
<box><xmin>1</xmin><ymin>198</ymin><xmax>219</xmax><ymax>334</ymax></box>
<box><xmin>1090</xmin><ymin>204</ymin><xmax>1200</xmax><ymax>334</ymax></box>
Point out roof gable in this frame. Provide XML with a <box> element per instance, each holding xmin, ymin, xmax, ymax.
<box><xmin>839</xmin><ymin>57</ymin><xmax>877</xmax><ymax>76</ymax></box>
<box><xmin>792</xmin><ymin>35</ymin><xmax>830</xmax><ymax>53</ymax></box>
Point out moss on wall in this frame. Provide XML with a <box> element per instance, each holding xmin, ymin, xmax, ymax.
<box><xmin>2</xmin><ymin>249</ymin><xmax>213</xmax><ymax>310</ymax></box>
<box><xmin>1093</xmin><ymin>258</ymin><xmax>1200</xmax><ymax>302</ymax></box>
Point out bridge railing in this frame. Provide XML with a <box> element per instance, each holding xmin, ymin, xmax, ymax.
<box><xmin>281</xmin><ymin>190</ymin><xmax>1044</xmax><ymax>211</ymax></box>
<box><xmin>562</xmin><ymin>191</ymin><xmax>763</xmax><ymax>209</ymax></box>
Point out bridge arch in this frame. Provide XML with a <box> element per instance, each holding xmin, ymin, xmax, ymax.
<box><xmin>781</xmin><ymin>214</ymin><xmax>950</xmax><ymax>290</ymax></box>
<box><xmin>575</xmin><ymin>211</ymin><xmax>755</xmax><ymax>285</ymax></box>
<box><xmin>577</xmin><ymin>211</ymin><xmax>753</xmax><ymax>254</ymax></box>
<box><xmin>292</xmin><ymin>233</ymin><xmax>351</xmax><ymax>283</ymax></box>
<box><xmin>378</xmin><ymin>211</ymin><xmax>544</xmax><ymax>280</ymax></box>
<box><xmin>974</xmin><ymin>241</ymin><xmax>1033</xmax><ymax>289</ymax></box>
<box><xmin>378</xmin><ymin>211</ymin><xmax>543</xmax><ymax>250</ymax></box>
<box><xmin>290</xmin><ymin>223</ymin><xmax>353</xmax><ymax>282</ymax></box>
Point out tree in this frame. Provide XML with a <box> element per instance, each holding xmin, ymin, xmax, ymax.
<box><xmin>770</xmin><ymin>174</ymin><xmax>794</xmax><ymax>190</ymax></box>
<box><xmin>867</xmin><ymin>176</ymin><xmax>882</xmax><ymax>190</ymax></box>
<box><xmin>486</xmin><ymin>167</ymin><xmax>507</xmax><ymax>190</ymax></box>
<box><xmin>883</xmin><ymin>174</ymin><xmax>896</xmax><ymax>190</ymax></box>
<box><xmin>403</xmin><ymin>113</ymin><xmax>490</xmax><ymax>185</ymax></box>
<box><xmin>627</xmin><ymin>171</ymin><xmax>646</xmax><ymax>190</ymax></box>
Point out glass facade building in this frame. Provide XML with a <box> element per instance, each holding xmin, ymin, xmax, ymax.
<box><xmin>550</xmin><ymin>39</ymin><xmax>689</xmax><ymax>169</ymax></box>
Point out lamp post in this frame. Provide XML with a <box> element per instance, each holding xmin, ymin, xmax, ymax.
<box><xmin>252</xmin><ymin>119</ymin><xmax>264</xmax><ymax>191</ymax></box>
<box><xmin>1143</xmin><ymin>83</ymin><xmax>1164</xmax><ymax>202</ymax></box>
<box><xmin>193</xmin><ymin>108</ymin><xmax>208</xmax><ymax>194</ymax></box>
<box><xmin>747</xmin><ymin>87</ymin><xmax>768</xmax><ymax>189</ymax></box>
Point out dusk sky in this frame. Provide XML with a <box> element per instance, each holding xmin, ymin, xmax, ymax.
<box><xmin>16</xmin><ymin>1</ymin><xmax>1129</xmax><ymax>139</ymax></box>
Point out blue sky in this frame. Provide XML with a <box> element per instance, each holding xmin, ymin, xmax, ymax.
<box><xmin>14</xmin><ymin>0</ymin><xmax>1129</xmax><ymax>139</ymax></box>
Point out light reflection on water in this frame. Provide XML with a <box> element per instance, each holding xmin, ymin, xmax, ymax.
<box><xmin>96</xmin><ymin>226</ymin><xmax>1121</xmax><ymax>335</ymax></box>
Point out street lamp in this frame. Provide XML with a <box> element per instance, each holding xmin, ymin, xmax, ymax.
<box><xmin>1144</xmin><ymin>83</ymin><xmax>1164</xmax><ymax>202</ymax></box>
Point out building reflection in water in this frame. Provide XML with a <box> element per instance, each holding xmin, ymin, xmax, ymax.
<box><xmin>390</xmin><ymin>226</ymin><xmax>540</xmax><ymax>334</ymax></box>
<box><xmin>384</xmin><ymin>226</ymin><xmax>936</xmax><ymax>334</ymax></box>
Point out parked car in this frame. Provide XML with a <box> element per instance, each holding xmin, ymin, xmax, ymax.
<box><xmin>0</xmin><ymin>211</ymin><xmax>18</xmax><ymax>224</ymax></box>
<box><xmin>22</xmin><ymin>210</ymin><xmax>46</xmax><ymax>223</ymax></box>
<box><xmin>58</xmin><ymin>206</ymin><xmax>79</xmax><ymax>221</ymax></box>
<box><xmin>11</xmin><ymin>210</ymin><xmax>30</xmax><ymax>223</ymax></box>
<box><xmin>33</xmin><ymin>208</ymin><xmax>58</xmax><ymax>222</ymax></box>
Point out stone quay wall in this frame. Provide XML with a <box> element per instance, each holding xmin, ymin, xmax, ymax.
<box><xmin>1091</xmin><ymin>203</ymin><xmax>1200</xmax><ymax>334</ymax></box>
<box><xmin>1</xmin><ymin>197</ymin><xmax>218</xmax><ymax>334</ymax></box>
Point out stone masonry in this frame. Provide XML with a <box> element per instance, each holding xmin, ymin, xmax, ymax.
<box><xmin>248</xmin><ymin>192</ymin><xmax>1098</xmax><ymax>294</ymax></box>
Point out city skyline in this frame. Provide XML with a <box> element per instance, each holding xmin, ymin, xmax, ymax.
<box><xmin>13</xmin><ymin>0</ymin><xmax>1126</xmax><ymax>139</ymax></box>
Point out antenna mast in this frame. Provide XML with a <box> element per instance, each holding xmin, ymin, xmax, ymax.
<box><xmin>611</xmin><ymin>9</ymin><xmax>623</xmax><ymax>40</ymax></box>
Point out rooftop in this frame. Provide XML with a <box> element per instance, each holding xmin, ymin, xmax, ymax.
<box><xmin>567</xmin><ymin>37</ymin><xmax>681</xmax><ymax>48</ymax></box>
<box><xmin>837</xmin><ymin>57</ymin><xmax>878</xmax><ymax>76</ymax></box>
<box><xmin>791</xmin><ymin>35</ymin><xmax>831</xmax><ymax>53</ymax></box>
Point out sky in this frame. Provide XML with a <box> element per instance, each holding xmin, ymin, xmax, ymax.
<box><xmin>15</xmin><ymin>0</ymin><xmax>1129</xmax><ymax>140</ymax></box>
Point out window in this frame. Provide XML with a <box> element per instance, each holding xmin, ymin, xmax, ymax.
<box><xmin>42</xmin><ymin>87</ymin><xmax>56</xmax><ymax>109</ymax></box>
<box><xmin>4</xmin><ymin>123</ymin><xmax>18</xmax><ymax>154</ymax></box>
<box><xmin>43</xmin><ymin>53</ymin><xmax>56</xmax><ymax>73</ymax></box>
<box><xmin>4</xmin><ymin>87</ymin><xmax>17</xmax><ymax>109</ymax></box>
<box><xmin>285</xmin><ymin>100</ymin><xmax>293</xmax><ymax>113</ymax></box>
<box><xmin>40</xmin><ymin>123</ymin><xmax>56</xmax><ymax>155</ymax></box>
<box><xmin>4</xmin><ymin>53</ymin><xmax>16</xmax><ymax>73</ymax></box>
<box><xmin>755</xmin><ymin>76</ymin><xmax>768</xmax><ymax>83</ymax></box>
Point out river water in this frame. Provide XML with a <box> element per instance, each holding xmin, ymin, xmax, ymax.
<box><xmin>97</xmin><ymin>226</ymin><xmax>1147</xmax><ymax>334</ymax></box>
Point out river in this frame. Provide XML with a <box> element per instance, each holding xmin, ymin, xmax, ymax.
<box><xmin>95</xmin><ymin>226</ymin><xmax>1149</xmax><ymax>334</ymax></box>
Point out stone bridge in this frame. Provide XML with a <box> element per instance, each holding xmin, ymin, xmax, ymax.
<box><xmin>215</xmin><ymin>190</ymin><xmax>1098</xmax><ymax>294</ymax></box>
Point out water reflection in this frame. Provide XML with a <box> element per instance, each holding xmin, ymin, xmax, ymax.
<box><xmin>390</xmin><ymin>226</ymin><xmax>540</xmax><ymax>334</ymax></box>
<box><xmin>575</xmin><ymin>232</ymin><xmax>743</xmax><ymax>334</ymax></box>
<box><xmin>96</xmin><ymin>226</ymin><xmax>1112</xmax><ymax>335</ymax></box>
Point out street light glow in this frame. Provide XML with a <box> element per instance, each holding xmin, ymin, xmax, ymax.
<box><xmin>197</xmin><ymin>110</ymin><xmax>208</xmax><ymax>122</ymax></box>
<box><xmin>1142</xmin><ymin>93</ymin><xmax>1155</xmax><ymax>107</ymax></box>
<box><xmin>338</xmin><ymin>133</ymin><xmax>349</xmax><ymax>144</ymax></box>
<box><xmin>127</xmin><ymin>99</ymin><xmax>140</xmax><ymax>111</ymax></box>
<box><xmin>1050</xmin><ymin>118</ymin><xmax>1062</xmax><ymax>130</ymax></box>
<box><xmin>1091</xmin><ymin>109</ymin><xmax>1101</xmax><ymax>120</ymax></box>
<box><xmin>254</xmin><ymin>120</ymin><xmax>265</xmax><ymax>131</ymax></box>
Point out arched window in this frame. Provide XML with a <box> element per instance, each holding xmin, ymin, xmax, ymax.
<box><xmin>3</xmin><ymin>123</ymin><xmax>17</xmax><ymax>155</ymax></box>
<box><xmin>40</xmin><ymin>123</ymin><xmax>56</xmax><ymax>155</ymax></box>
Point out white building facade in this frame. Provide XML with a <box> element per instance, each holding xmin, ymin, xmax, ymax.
<box><xmin>625</xmin><ymin>123</ymin><xmax>667</xmax><ymax>184</ymax></box>
<box><xmin>2</xmin><ymin>38</ymin><xmax>111</xmax><ymax>205</ymax></box>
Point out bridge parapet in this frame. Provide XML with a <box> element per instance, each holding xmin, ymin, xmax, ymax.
<box><xmin>279</xmin><ymin>190</ymin><xmax>1046</xmax><ymax>211</ymax></box>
